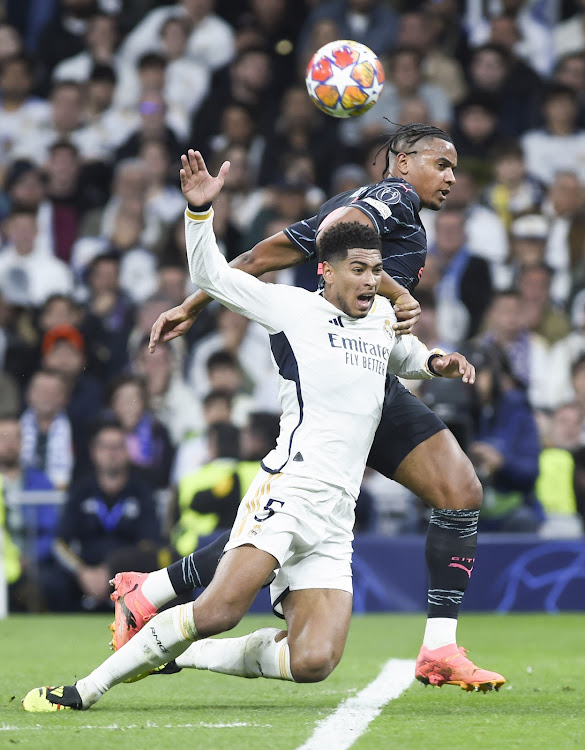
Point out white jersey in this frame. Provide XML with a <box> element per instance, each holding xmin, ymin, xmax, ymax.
<box><xmin>185</xmin><ymin>208</ymin><xmax>438</xmax><ymax>499</ymax></box>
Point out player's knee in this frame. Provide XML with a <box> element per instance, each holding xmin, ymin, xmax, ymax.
<box><xmin>290</xmin><ymin>643</ymin><xmax>340</xmax><ymax>683</ymax></box>
<box><xmin>428</xmin><ymin>452</ymin><xmax>483</xmax><ymax>511</ymax></box>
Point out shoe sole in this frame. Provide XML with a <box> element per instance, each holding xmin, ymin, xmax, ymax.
<box><xmin>416</xmin><ymin>675</ymin><xmax>505</xmax><ymax>692</ymax></box>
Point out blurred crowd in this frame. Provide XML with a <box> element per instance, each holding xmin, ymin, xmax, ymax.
<box><xmin>2</xmin><ymin>0</ymin><xmax>585</xmax><ymax>611</ymax></box>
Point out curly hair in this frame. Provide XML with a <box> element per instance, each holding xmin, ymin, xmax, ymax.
<box><xmin>318</xmin><ymin>221</ymin><xmax>381</xmax><ymax>264</ymax></box>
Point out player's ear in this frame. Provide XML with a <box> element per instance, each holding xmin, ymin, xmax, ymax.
<box><xmin>321</xmin><ymin>260</ymin><xmax>334</xmax><ymax>282</ymax></box>
<box><xmin>395</xmin><ymin>151</ymin><xmax>409</xmax><ymax>176</ymax></box>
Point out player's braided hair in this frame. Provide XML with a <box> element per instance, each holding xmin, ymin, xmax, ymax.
<box><xmin>376</xmin><ymin>121</ymin><xmax>453</xmax><ymax>177</ymax></box>
<box><xmin>318</xmin><ymin>221</ymin><xmax>381</xmax><ymax>264</ymax></box>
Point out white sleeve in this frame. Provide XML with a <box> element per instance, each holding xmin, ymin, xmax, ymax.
<box><xmin>387</xmin><ymin>336</ymin><xmax>443</xmax><ymax>380</ymax></box>
<box><xmin>185</xmin><ymin>208</ymin><xmax>287</xmax><ymax>334</ymax></box>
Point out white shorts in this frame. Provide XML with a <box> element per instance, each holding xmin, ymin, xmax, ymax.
<box><xmin>224</xmin><ymin>469</ymin><xmax>355</xmax><ymax>615</ymax></box>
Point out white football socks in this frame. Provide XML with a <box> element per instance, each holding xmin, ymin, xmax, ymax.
<box><xmin>422</xmin><ymin>617</ymin><xmax>458</xmax><ymax>650</ymax></box>
<box><xmin>175</xmin><ymin>627</ymin><xmax>293</xmax><ymax>681</ymax></box>
<box><xmin>76</xmin><ymin>603</ymin><xmax>198</xmax><ymax>708</ymax></box>
<box><xmin>141</xmin><ymin>568</ymin><xmax>177</xmax><ymax>609</ymax></box>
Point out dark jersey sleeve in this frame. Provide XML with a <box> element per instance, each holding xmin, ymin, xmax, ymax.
<box><xmin>283</xmin><ymin>215</ymin><xmax>319</xmax><ymax>260</ymax></box>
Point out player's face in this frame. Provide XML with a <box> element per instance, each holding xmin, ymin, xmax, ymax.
<box><xmin>399</xmin><ymin>138</ymin><xmax>457</xmax><ymax>211</ymax></box>
<box><xmin>323</xmin><ymin>248</ymin><xmax>383</xmax><ymax>318</ymax></box>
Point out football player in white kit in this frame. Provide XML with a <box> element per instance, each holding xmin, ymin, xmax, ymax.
<box><xmin>23</xmin><ymin>150</ymin><xmax>477</xmax><ymax>711</ymax></box>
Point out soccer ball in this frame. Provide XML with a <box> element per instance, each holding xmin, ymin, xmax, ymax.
<box><xmin>305</xmin><ymin>39</ymin><xmax>385</xmax><ymax>119</ymax></box>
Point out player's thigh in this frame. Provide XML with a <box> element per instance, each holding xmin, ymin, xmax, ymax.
<box><xmin>192</xmin><ymin>545</ymin><xmax>278</xmax><ymax>636</ymax></box>
<box><xmin>392</xmin><ymin>429</ymin><xmax>482</xmax><ymax>510</ymax></box>
<box><xmin>367</xmin><ymin>375</ymin><xmax>447</xmax><ymax>479</ymax></box>
<box><xmin>282</xmin><ymin>588</ymin><xmax>353</xmax><ymax>680</ymax></box>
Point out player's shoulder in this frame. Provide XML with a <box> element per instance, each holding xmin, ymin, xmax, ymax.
<box><xmin>362</xmin><ymin>178</ymin><xmax>421</xmax><ymax>211</ymax></box>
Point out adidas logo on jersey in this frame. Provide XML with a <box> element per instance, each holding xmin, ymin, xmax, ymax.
<box><xmin>328</xmin><ymin>316</ymin><xmax>344</xmax><ymax>327</ymax></box>
<box><xmin>293</xmin><ymin>452</ymin><xmax>304</xmax><ymax>462</ymax></box>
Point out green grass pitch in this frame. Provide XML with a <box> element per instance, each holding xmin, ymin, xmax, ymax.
<box><xmin>1</xmin><ymin>612</ymin><xmax>584</xmax><ymax>750</ymax></box>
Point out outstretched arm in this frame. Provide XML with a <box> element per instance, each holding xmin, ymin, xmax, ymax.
<box><xmin>178</xmin><ymin>150</ymin><xmax>291</xmax><ymax>334</ymax></box>
<box><xmin>149</xmin><ymin>148</ymin><xmax>306</xmax><ymax>351</ymax></box>
<box><xmin>149</xmin><ymin>231</ymin><xmax>305</xmax><ymax>351</ymax></box>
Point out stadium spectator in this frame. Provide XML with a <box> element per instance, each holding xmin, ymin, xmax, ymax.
<box><xmin>0</xmin><ymin>23</ymin><xmax>24</xmax><ymax>65</ymax></box>
<box><xmin>493</xmin><ymin>213</ymin><xmax>550</xmax><ymax>293</ymax></box>
<box><xmin>36</xmin><ymin>0</ymin><xmax>108</xmax><ymax>88</ymax></box>
<box><xmin>231</xmin><ymin>0</ymin><xmax>301</xmax><ymax>88</ymax></box>
<box><xmin>428</xmin><ymin>207</ymin><xmax>493</xmax><ymax>342</ymax></box>
<box><xmin>42</xmin><ymin>418</ymin><xmax>163</xmax><ymax>612</ymax></box>
<box><xmin>40</xmin><ymin>323</ymin><xmax>104</xmax><ymax>474</ymax></box>
<box><xmin>105</xmin><ymin>374</ymin><xmax>174</xmax><ymax>490</ymax></box>
<box><xmin>115</xmin><ymin>89</ymin><xmax>185</xmax><ymax>165</ymax></box>
<box><xmin>11</xmin><ymin>79</ymin><xmax>103</xmax><ymax>165</ymax></box>
<box><xmin>451</xmin><ymin>92</ymin><xmax>503</xmax><ymax>164</ymax></box>
<box><xmin>77</xmin><ymin>158</ymin><xmax>156</xmax><ymax>249</ymax></box>
<box><xmin>0</xmin><ymin>207</ymin><xmax>73</xmax><ymax>308</ymax></box>
<box><xmin>76</xmin><ymin>64</ymin><xmax>136</xmax><ymax>160</ymax></box>
<box><xmin>20</xmin><ymin>369</ymin><xmax>73</xmax><ymax>491</ymax></box>
<box><xmin>466</xmin><ymin>0</ymin><xmax>553</xmax><ymax>77</ymax></box>
<box><xmin>469</xmin><ymin>344</ymin><xmax>542</xmax><ymax>533</ymax></box>
<box><xmin>476</xmin><ymin>290</ymin><xmax>550</xmax><ymax>410</ymax></box>
<box><xmin>258</xmin><ymin>85</ymin><xmax>341</xmax><ymax>192</ymax></box>
<box><xmin>0</xmin><ymin>289</ymin><xmax>36</xmax><ymax>390</ymax></box>
<box><xmin>423</xmin><ymin>167</ymin><xmax>509</xmax><ymax>267</ymax></box>
<box><xmin>44</xmin><ymin>141</ymin><xmax>101</xmax><ymax>263</ymax></box>
<box><xmin>521</xmin><ymin>84</ymin><xmax>585</xmax><ymax>187</ymax></box>
<box><xmin>171</xmin><ymin>389</ymin><xmax>234</xmax><ymax>484</ymax></box>
<box><xmin>131</xmin><ymin>335</ymin><xmax>202</xmax><ymax>446</ymax></box>
<box><xmin>139</xmin><ymin>138</ymin><xmax>185</xmax><ymax>231</ymax></box>
<box><xmin>552</xmin><ymin>50</ymin><xmax>585</xmax><ymax>128</ymax></box>
<box><xmin>188</xmin><ymin>305</ymin><xmax>273</xmax><ymax>402</ymax></box>
<box><xmin>536</xmin><ymin>402</ymin><xmax>584</xmax><ymax>537</ymax></box>
<box><xmin>242</xmin><ymin>177</ymin><xmax>313</xmax><ymax>258</ymax></box>
<box><xmin>482</xmin><ymin>139</ymin><xmax>545</xmax><ymax>230</ymax></box>
<box><xmin>396</xmin><ymin>10</ymin><xmax>467</xmax><ymax>105</ymax></box>
<box><xmin>2</xmin><ymin>160</ymin><xmax>54</xmax><ymax>252</ymax></box>
<box><xmin>51</xmin><ymin>11</ymin><xmax>119</xmax><ymax>84</ymax></box>
<box><xmin>191</xmin><ymin>47</ymin><xmax>276</xmax><ymax>151</ymax></box>
<box><xmin>298</xmin><ymin>0</ymin><xmax>398</xmax><ymax>65</ymax></box>
<box><xmin>542</xmin><ymin>171</ymin><xmax>585</xmax><ymax>304</ymax></box>
<box><xmin>171</xmin><ymin>421</ymin><xmax>253</xmax><ymax>556</ymax></box>
<box><xmin>117</xmin><ymin>0</ymin><xmax>235</xmax><ymax>73</ymax></box>
<box><xmin>79</xmin><ymin>252</ymin><xmax>135</xmax><ymax>380</ymax></box>
<box><xmin>0</xmin><ymin>414</ymin><xmax>56</xmax><ymax>612</ymax></box>
<box><xmin>465</xmin><ymin>43</ymin><xmax>541</xmax><ymax>137</ymax></box>
<box><xmin>0</xmin><ymin>54</ymin><xmax>50</xmax><ymax>167</ymax></box>
<box><xmin>516</xmin><ymin>263</ymin><xmax>571</xmax><ymax>346</ymax></box>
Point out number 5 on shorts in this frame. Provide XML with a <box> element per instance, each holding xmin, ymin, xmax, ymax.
<box><xmin>254</xmin><ymin>498</ymin><xmax>284</xmax><ymax>522</ymax></box>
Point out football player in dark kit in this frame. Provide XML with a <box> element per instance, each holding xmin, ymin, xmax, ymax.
<box><xmin>112</xmin><ymin>123</ymin><xmax>505</xmax><ymax>692</ymax></box>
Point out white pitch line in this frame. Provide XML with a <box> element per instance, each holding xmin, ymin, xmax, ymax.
<box><xmin>296</xmin><ymin>658</ymin><xmax>415</xmax><ymax>750</ymax></box>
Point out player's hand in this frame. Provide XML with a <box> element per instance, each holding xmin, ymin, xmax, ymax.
<box><xmin>149</xmin><ymin>303</ymin><xmax>197</xmax><ymax>352</ymax></box>
<box><xmin>431</xmin><ymin>352</ymin><xmax>475</xmax><ymax>384</ymax></box>
<box><xmin>180</xmin><ymin>149</ymin><xmax>230</xmax><ymax>206</ymax></box>
<box><xmin>393</xmin><ymin>291</ymin><xmax>421</xmax><ymax>335</ymax></box>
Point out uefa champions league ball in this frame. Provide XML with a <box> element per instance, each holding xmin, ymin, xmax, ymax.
<box><xmin>305</xmin><ymin>39</ymin><xmax>385</xmax><ymax>119</ymax></box>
